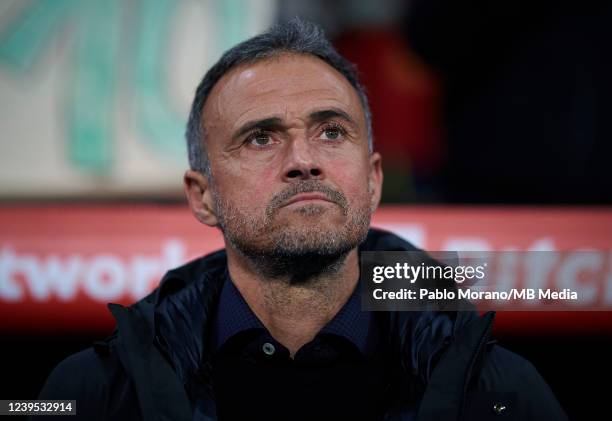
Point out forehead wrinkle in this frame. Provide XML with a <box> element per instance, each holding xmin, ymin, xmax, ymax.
<box><xmin>231</xmin><ymin>78</ymin><xmax>352</xmax><ymax>109</ymax></box>
<box><xmin>231</xmin><ymin>82</ymin><xmax>356</xmax><ymax>125</ymax></box>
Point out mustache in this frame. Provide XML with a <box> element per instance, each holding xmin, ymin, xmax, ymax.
<box><xmin>267</xmin><ymin>180</ymin><xmax>348</xmax><ymax>215</ymax></box>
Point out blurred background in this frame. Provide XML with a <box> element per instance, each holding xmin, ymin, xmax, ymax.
<box><xmin>0</xmin><ymin>0</ymin><xmax>611</xmax><ymax>419</ymax></box>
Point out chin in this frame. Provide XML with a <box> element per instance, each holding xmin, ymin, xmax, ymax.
<box><xmin>271</xmin><ymin>224</ymin><xmax>364</xmax><ymax>256</ymax></box>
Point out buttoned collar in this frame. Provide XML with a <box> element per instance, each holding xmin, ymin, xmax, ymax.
<box><xmin>212</xmin><ymin>269</ymin><xmax>377</xmax><ymax>357</ymax></box>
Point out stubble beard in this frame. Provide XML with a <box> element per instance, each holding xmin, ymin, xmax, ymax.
<box><xmin>212</xmin><ymin>180</ymin><xmax>372</xmax><ymax>284</ymax></box>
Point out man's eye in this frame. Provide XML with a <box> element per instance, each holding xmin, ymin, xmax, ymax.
<box><xmin>249</xmin><ymin>132</ymin><xmax>272</xmax><ymax>147</ymax></box>
<box><xmin>320</xmin><ymin>124</ymin><xmax>345</xmax><ymax>141</ymax></box>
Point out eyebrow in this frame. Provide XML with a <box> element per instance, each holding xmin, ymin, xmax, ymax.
<box><xmin>232</xmin><ymin>108</ymin><xmax>358</xmax><ymax>140</ymax></box>
<box><xmin>232</xmin><ymin>117</ymin><xmax>284</xmax><ymax>140</ymax></box>
<box><xmin>309</xmin><ymin>108</ymin><xmax>357</xmax><ymax>128</ymax></box>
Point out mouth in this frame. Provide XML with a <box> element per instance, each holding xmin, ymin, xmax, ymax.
<box><xmin>283</xmin><ymin>192</ymin><xmax>335</xmax><ymax>207</ymax></box>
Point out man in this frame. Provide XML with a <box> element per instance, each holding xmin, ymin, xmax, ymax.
<box><xmin>39</xmin><ymin>18</ymin><xmax>567</xmax><ymax>420</ymax></box>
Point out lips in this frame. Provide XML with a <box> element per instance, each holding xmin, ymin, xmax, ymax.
<box><xmin>283</xmin><ymin>192</ymin><xmax>334</xmax><ymax>207</ymax></box>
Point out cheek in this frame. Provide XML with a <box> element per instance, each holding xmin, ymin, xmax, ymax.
<box><xmin>325</xmin><ymin>157</ymin><xmax>371</xmax><ymax>203</ymax></box>
<box><xmin>214</xmin><ymin>163</ymin><xmax>277</xmax><ymax>211</ymax></box>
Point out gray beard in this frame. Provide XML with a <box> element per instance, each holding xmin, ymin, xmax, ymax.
<box><xmin>212</xmin><ymin>180</ymin><xmax>371</xmax><ymax>284</ymax></box>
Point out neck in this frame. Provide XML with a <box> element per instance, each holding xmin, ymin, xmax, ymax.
<box><xmin>225</xmin><ymin>245</ymin><xmax>360</xmax><ymax>357</ymax></box>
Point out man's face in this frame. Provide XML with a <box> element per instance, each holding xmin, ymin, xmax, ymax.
<box><xmin>191</xmin><ymin>53</ymin><xmax>382</xmax><ymax>261</ymax></box>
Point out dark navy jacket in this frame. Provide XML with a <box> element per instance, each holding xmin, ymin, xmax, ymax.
<box><xmin>38</xmin><ymin>229</ymin><xmax>568</xmax><ymax>420</ymax></box>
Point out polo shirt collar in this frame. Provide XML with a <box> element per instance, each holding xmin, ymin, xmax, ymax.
<box><xmin>212</xmin><ymin>269</ymin><xmax>376</xmax><ymax>357</ymax></box>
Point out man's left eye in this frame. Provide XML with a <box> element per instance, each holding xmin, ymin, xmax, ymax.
<box><xmin>320</xmin><ymin>125</ymin><xmax>345</xmax><ymax>141</ymax></box>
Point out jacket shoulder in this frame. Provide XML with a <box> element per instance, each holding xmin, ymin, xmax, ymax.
<box><xmin>39</xmin><ymin>348</ymin><xmax>108</xmax><ymax>399</ymax></box>
<box><xmin>475</xmin><ymin>344</ymin><xmax>568</xmax><ymax>420</ymax></box>
<box><xmin>38</xmin><ymin>345</ymin><xmax>139</xmax><ymax>420</ymax></box>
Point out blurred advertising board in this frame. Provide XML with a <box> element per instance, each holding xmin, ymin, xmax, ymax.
<box><xmin>0</xmin><ymin>205</ymin><xmax>611</xmax><ymax>334</ymax></box>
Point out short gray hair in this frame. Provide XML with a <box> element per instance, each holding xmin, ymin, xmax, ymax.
<box><xmin>185</xmin><ymin>17</ymin><xmax>373</xmax><ymax>176</ymax></box>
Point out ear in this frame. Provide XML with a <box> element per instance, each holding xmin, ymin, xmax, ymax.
<box><xmin>368</xmin><ymin>152</ymin><xmax>383</xmax><ymax>212</ymax></box>
<box><xmin>184</xmin><ymin>170</ymin><xmax>219</xmax><ymax>227</ymax></box>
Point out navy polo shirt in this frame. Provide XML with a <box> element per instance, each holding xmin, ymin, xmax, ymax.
<box><xmin>210</xmin><ymin>273</ymin><xmax>392</xmax><ymax>421</ymax></box>
<box><xmin>211</xmin><ymin>272</ymin><xmax>378</xmax><ymax>360</ymax></box>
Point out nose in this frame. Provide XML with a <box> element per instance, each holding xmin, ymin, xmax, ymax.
<box><xmin>281</xmin><ymin>135</ymin><xmax>323</xmax><ymax>181</ymax></box>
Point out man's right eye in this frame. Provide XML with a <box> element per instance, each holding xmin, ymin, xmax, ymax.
<box><xmin>248</xmin><ymin>132</ymin><xmax>272</xmax><ymax>147</ymax></box>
